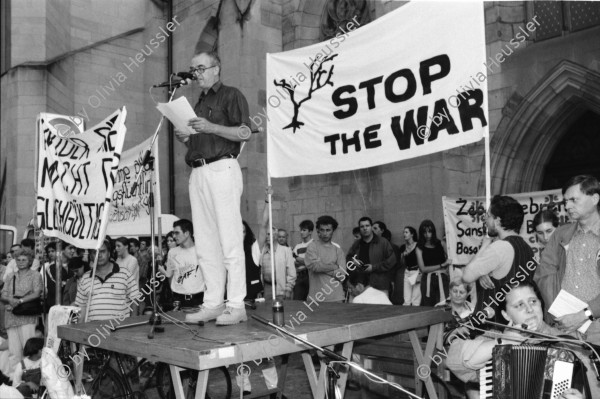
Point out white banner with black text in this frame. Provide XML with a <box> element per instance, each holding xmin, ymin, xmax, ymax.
<box><xmin>36</xmin><ymin>109</ymin><xmax>127</xmax><ymax>249</ymax></box>
<box><xmin>266</xmin><ymin>2</ymin><xmax>488</xmax><ymax>177</ymax></box>
<box><xmin>443</xmin><ymin>189</ymin><xmax>569</xmax><ymax>265</ymax></box>
<box><xmin>107</xmin><ymin>137</ymin><xmax>162</xmax><ymax>236</ymax></box>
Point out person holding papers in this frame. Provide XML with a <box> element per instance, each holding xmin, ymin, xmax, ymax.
<box><xmin>174</xmin><ymin>51</ymin><xmax>253</xmax><ymax>326</ymax></box>
<box><xmin>535</xmin><ymin>174</ymin><xmax>600</xmax><ymax>397</ymax></box>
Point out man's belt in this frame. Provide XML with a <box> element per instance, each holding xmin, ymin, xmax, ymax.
<box><xmin>190</xmin><ymin>153</ymin><xmax>236</xmax><ymax>168</ymax></box>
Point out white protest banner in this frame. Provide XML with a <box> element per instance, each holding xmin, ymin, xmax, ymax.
<box><xmin>36</xmin><ymin>108</ymin><xmax>127</xmax><ymax>249</ymax></box>
<box><xmin>266</xmin><ymin>2</ymin><xmax>487</xmax><ymax>177</ymax></box>
<box><xmin>107</xmin><ymin>137</ymin><xmax>161</xmax><ymax>235</ymax></box>
<box><xmin>443</xmin><ymin>189</ymin><xmax>569</xmax><ymax>265</ymax></box>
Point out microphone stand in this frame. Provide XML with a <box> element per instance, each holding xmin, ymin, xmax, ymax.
<box><xmin>112</xmin><ymin>81</ymin><xmax>183</xmax><ymax>337</ymax></box>
<box><xmin>251</xmin><ymin>315</ymin><xmax>423</xmax><ymax>399</ymax></box>
<box><xmin>130</xmin><ymin>80</ymin><xmax>180</xmax><ymax>194</ymax></box>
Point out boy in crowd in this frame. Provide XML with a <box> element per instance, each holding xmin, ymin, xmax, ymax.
<box><xmin>159</xmin><ymin>219</ymin><xmax>205</xmax><ymax>308</ymax></box>
<box><xmin>305</xmin><ymin>215</ymin><xmax>346</xmax><ymax>303</ymax></box>
<box><xmin>62</xmin><ymin>257</ymin><xmax>88</xmax><ymax>306</ymax></box>
<box><xmin>292</xmin><ymin>220</ymin><xmax>314</xmax><ymax>301</ymax></box>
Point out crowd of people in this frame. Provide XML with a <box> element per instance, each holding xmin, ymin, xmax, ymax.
<box><xmin>442</xmin><ymin>174</ymin><xmax>599</xmax><ymax>399</ymax></box>
<box><xmin>224</xmin><ymin>188</ymin><xmax>451</xmax><ymax>309</ymax></box>
<box><xmin>0</xmin><ymin>172</ymin><xmax>596</xmax><ymax>398</ymax></box>
<box><xmin>0</xmin><ymin>235</ymin><xmax>160</xmax><ymax>395</ymax></box>
<box><xmin>0</xmin><ymin>45</ymin><xmax>596</xmax><ymax>399</ymax></box>
<box><xmin>0</xmin><ymin>184</ymin><xmax>595</xmax><ymax>399</ymax></box>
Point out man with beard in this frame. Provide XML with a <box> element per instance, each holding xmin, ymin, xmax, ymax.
<box><xmin>462</xmin><ymin>195</ymin><xmax>536</xmax><ymax>324</ymax></box>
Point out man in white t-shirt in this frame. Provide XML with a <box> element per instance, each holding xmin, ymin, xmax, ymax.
<box><xmin>115</xmin><ymin>237</ymin><xmax>140</xmax><ymax>283</ymax></box>
<box><xmin>292</xmin><ymin>219</ymin><xmax>313</xmax><ymax>301</ymax></box>
<box><xmin>159</xmin><ymin>219</ymin><xmax>205</xmax><ymax>308</ymax></box>
<box><xmin>348</xmin><ymin>271</ymin><xmax>392</xmax><ymax>305</ymax></box>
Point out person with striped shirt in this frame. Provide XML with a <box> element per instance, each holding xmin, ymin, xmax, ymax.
<box><xmin>74</xmin><ymin>240</ymin><xmax>140</xmax><ymax>321</ymax></box>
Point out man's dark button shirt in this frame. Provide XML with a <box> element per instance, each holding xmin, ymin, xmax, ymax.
<box><xmin>185</xmin><ymin>81</ymin><xmax>251</xmax><ymax>165</ymax></box>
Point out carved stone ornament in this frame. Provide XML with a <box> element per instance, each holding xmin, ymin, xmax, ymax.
<box><xmin>320</xmin><ymin>0</ymin><xmax>371</xmax><ymax>40</ymax></box>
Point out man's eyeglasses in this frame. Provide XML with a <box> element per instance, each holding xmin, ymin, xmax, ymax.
<box><xmin>189</xmin><ymin>65</ymin><xmax>217</xmax><ymax>75</ymax></box>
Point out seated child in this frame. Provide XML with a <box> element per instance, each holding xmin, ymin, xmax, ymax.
<box><xmin>13</xmin><ymin>337</ymin><xmax>44</xmax><ymax>398</ymax></box>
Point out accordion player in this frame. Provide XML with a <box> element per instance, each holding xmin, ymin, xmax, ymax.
<box><xmin>445</xmin><ymin>281</ymin><xmax>591</xmax><ymax>399</ymax></box>
<box><xmin>479</xmin><ymin>344</ymin><xmax>582</xmax><ymax>399</ymax></box>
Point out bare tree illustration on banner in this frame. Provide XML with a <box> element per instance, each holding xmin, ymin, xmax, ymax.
<box><xmin>274</xmin><ymin>53</ymin><xmax>338</xmax><ymax>133</ymax></box>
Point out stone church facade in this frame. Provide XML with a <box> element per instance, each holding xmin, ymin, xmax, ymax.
<box><xmin>1</xmin><ymin>0</ymin><xmax>599</xmax><ymax>251</ymax></box>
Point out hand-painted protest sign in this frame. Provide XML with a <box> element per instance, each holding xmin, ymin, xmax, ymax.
<box><xmin>443</xmin><ymin>189</ymin><xmax>569</xmax><ymax>265</ymax></box>
<box><xmin>266</xmin><ymin>2</ymin><xmax>487</xmax><ymax>177</ymax></box>
<box><xmin>36</xmin><ymin>109</ymin><xmax>127</xmax><ymax>249</ymax></box>
<box><xmin>107</xmin><ymin>137</ymin><xmax>161</xmax><ymax>232</ymax></box>
<box><xmin>39</xmin><ymin>113</ymin><xmax>86</xmax><ymax>138</ymax></box>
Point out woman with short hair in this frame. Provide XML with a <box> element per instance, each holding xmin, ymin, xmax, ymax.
<box><xmin>446</xmin><ymin>281</ymin><xmax>585</xmax><ymax>399</ymax></box>
<box><xmin>1</xmin><ymin>248</ymin><xmax>42</xmax><ymax>374</ymax></box>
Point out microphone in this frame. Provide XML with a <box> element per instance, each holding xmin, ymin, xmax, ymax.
<box><xmin>455</xmin><ymin>306</ymin><xmax>495</xmax><ymax>324</ymax></box>
<box><xmin>482</xmin><ymin>307</ymin><xmax>495</xmax><ymax>319</ymax></box>
<box><xmin>152</xmin><ymin>72</ymin><xmax>196</xmax><ymax>88</ymax></box>
<box><xmin>451</xmin><ymin>306</ymin><xmax>496</xmax><ymax>340</ymax></box>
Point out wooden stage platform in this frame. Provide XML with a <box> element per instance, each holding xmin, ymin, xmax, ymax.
<box><xmin>58</xmin><ymin>301</ymin><xmax>453</xmax><ymax>399</ymax></box>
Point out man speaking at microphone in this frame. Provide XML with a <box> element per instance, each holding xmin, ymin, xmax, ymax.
<box><xmin>175</xmin><ymin>51</ymin><xmax>253</xmax><ymax>325</ymax></box>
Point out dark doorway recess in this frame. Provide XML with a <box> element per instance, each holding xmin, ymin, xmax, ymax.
<box><xmin>542</xmin><ymin>110</ymin><xmax>600</xmax><ymax>190</ymax></box>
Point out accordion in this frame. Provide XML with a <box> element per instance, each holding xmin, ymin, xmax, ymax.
<box><xmin>480</xmin><ymin>345</ymin><xmax>576</xmax><ymax>399</ymax></box>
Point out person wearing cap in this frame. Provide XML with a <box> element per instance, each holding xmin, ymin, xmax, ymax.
<box><xmin>62</xmin><ymin>257</ymin><xmax>88</xmax><ymax>306</ymax></box>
